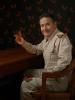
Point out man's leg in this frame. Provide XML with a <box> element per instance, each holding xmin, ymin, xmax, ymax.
<box><xmin>20</xmin><ymin>77</ymin><xmax>42</xmax><ymax>100</ymax></box>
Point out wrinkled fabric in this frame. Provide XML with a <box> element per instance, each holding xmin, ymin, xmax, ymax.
<box><xmin>21</xmin><ymin>29</ymin><xmax>72</xmax><ymax>100</ymax></box>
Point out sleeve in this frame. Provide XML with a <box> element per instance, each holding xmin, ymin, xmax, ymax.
<box><xmin>22</xmin><ymin>40</ymin><xmax>44</xmax><ymax>55</ymax></box>
<box><xmin>49</xmin><ymin>35</ymin><xmax>72</xmax><ymax>72</ymax></box>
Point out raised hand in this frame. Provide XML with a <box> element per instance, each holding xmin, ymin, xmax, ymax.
<box><xmin>14</xmin><ymin>30</ymin><xmax>25</xmax><ymax>45</ymax></box>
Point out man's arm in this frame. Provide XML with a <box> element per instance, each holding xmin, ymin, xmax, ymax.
<box><xmin>49</xmin><ymin>35</ymin><xmax>72</xmax><ymax>72</ymax></box>
<box><xmin>14</xmin><ymin>31</ymin><xmax>43</xmax><ymax>55</ymax></box>
<box><xmin>22</xmin><ymin>40</ymin><xmax>43</xmax><ymax>55</ymax></box>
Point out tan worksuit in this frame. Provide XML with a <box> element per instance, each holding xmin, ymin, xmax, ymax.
<box><xmin>21</xmin><ymin>29</ymin><xmax>72</xmax><ymax>100</ymax></box>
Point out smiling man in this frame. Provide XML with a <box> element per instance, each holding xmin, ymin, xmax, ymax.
<box><xmin>15</xmin><ymin>12</ymin><xmax>72</xmax><ymax>100</ymax></box>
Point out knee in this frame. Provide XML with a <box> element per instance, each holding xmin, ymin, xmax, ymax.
<box><xmin>21</xmin><ymin>80</ymin><xmax>27</xmax><ymax>93</ymax></box>
<box><xmin>21</xmin><ymin>80</ymin><xmax>32</xmax><ymax>93</ymax></box>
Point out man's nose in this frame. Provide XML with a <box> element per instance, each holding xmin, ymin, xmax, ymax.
<box><xmin>43</xmin><ymin>25</ymin><xmax>47</xmax><ymax>30</ymax></box>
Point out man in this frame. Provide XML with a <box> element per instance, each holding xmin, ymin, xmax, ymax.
<box><xmin>15</xmin><ymin>13</ymin><xmax>72</xmax><ymax>100</ymax></box>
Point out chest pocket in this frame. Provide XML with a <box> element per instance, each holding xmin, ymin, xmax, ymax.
<box><xmin>50</xmin><ymin>37</ymin><xmax>60</xmax><ymax>61</ymax></box>
<box><xmin>50</xmin><ymin>41</ymin><xmax>58</xmax><ymax>62</ymax></box>
<box><xmin>50</xmin><ymin>52</ymin><xmax>58</xmax><ymax>62</ymax></box>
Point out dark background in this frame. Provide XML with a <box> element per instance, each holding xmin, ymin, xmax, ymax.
<box><xmin>0</xmin><ymin>0</ymin><xmax>75</xmax><ymax>49</ymax></box>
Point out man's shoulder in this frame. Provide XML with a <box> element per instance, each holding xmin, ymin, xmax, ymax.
<box><xmin>57</xmin><ymin>32</ymin><xmax>67</xmax><ymax>38</ymax></box>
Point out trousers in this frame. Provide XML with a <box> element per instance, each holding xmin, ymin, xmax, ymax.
<box><xmin>20</xmin><ymin>76</ymin><xmax>69</xmax><ymax>100</ymax></box>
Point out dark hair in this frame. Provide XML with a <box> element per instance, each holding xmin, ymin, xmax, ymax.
<box><xmin>39</xmin><ymin>12</ymin><xmax>56</xmax><ymax>22</ymax></box>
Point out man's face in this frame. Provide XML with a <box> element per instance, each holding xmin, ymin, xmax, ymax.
<box><xmin>39</xmin><ymin>17</ymin><xmax>57</xmax><ymax>38</ymax></box>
